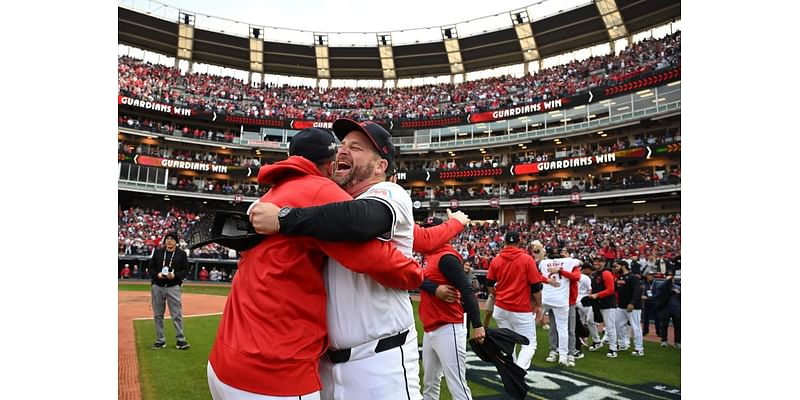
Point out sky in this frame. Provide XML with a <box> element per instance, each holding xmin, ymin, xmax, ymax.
<box><xmin>118</xmin><ymin>0</ymin><xmax>592</xmax><ymax>46</ymax></box>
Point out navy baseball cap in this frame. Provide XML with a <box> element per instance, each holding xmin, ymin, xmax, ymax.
<box><xmin>289</xmin><ymin>128</ymin><xmax>338</xmax><ymax>162</ymax></box>
<box><xmin>332</xmin><ymin>118</ymin><xmax>396</xmax><ymax>166</ymax></box>
<box><xmin>422</xmin><ymin>216</ymin><xmax>444</xmax><ymax>227</ymax></box>
<box><xmin>505</xmin><ymin>231</ymin><xmax>520</xmax><ymax>244</ymax></box>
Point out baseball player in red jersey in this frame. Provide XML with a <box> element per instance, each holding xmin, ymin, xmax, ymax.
<box><xmin>588</xmin><ymin>257</ymin><xmax>619</xmax><ymax>358</ymax></box>
<box><xmin>486</xmin><ymin>231</ymin><xmax>551</xmax><ymax>370</ymax></box>
<box><xmin>206</xmin><ymin>128</ymin><xmax>423</xmax><ymax>400</ymax></box>
<box><xmin>418</xmin><ymin>217</ymin><xmax>485</xmax><ymax>400</ymax></box>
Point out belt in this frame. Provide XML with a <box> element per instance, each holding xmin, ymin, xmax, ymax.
<box><xmin>326</xmin><ymin>330</ymin><xmax>409</xmax><ymax>364</ymax></box>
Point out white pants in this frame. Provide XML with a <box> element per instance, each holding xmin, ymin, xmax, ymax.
<box><xmin>577</xmin><ymin>303</ymin><xmax>601</xmax><ymax>343</ymax></box>
<box><xmin>422</xmin><ymin>323</ymin><xmax>472</xmax><ymax>400</ymax></box>
<box><xmin>492</xmin><ymin>305</ymin><xmax>536</xmax><ymax>370</ymax></box>
<box><xmin>615</xmin><ymin>309</ymin><xmax>643</xmax><ymax>351</ymax></box>
<box><xmin>599</xmin><ymin>308</ymin><xmax>618</xmax><ymax>351</ymax></box>
<box><xmin>542</xmin><ymin>303</ymin><xmax>569</xmax><ymax>359</ymax></box>
<box><xmin>207</xmin><ymin>362</ymin><xmax>321</xmax><ymax>400</ymax></box>
<box><xmin>320</xmin><ymin>326</ymin><xmax>422</xmax><ymax>400</ymax></box>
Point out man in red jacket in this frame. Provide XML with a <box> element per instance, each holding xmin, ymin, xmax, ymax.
<box><xmin>486</xmin><ymin>231</ymin><xmax>551</xmax><ymax>371</ymax></box>
<box><xmin>207</xmin><ymin>128</ymin><xmax>423</xmax><ymax>399</ymax></box>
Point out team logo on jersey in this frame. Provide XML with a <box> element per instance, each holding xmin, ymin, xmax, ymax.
<box><xmin>366</xmin><ymin>188</ymin><xmax>392</xmax><ymax>199</ymax></box>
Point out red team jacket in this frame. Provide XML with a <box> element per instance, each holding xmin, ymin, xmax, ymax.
<box><xmin>488</xmin><ymin>246</ymin><xmax>547</xmax><ymax>313</ymax></box>
<box><xmin>208</xmin><ymin>156</ymin><xmax>423</xmax><ymax>396</ymax></box>
<box><xmin>419</xmin><ymin>244</ymin><xmax>464</xmax><ymax>332</ymax></box>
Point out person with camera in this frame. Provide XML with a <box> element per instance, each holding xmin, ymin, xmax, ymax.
<box><xmin>148</xmin><ymin>231</ymin><xmax>191</xmax><ymax>350</ymax></box>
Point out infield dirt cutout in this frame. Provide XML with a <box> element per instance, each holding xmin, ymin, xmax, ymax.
<box><xmin>118</xmin><ymin>290</ymin><xmax>226</xmax><ymax>400</ymax></box>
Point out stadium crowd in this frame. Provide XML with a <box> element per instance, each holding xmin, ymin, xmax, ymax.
<box><xmin>119</xmin><ymin>204</ymin><xmax>680</xmax><ymax>275</ymax></box>
<box><xmin>450</xmin><ymin>214</ymin><xmax>679</xmax><ymax>270</ymax></box>
<box><xmin>118</xmin><ymin>32</ymin><xmax>680</xmax><ymax>122</ymax></box>
<box><xmin>118</xmin><ymin>206</ymin><xmax>235</xmax><ymax>259</ymax></box>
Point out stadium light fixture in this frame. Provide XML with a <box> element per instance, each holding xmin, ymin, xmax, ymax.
<box><xmin>585</xmin><ymin>204</ymin><xmax>598</xmax><ymax>207</ymax></box>
<box><xmin>518</xmin><ymin>143</ymin><xmax>524</xmax><ymax>147</ymax></box>
<box><xmin>633</xmin><ymin>200</ymin><xmax>647</xmax><ymax>204</ymax></box>
<box><xmin>553</xmin><ymin>138</ymin><xmax>560</xmax><ymax>142</ymax></box>
<box><xmin>600</xmin><ymin>133</ymin><xmax>607</xmax><ymax>137</ymax></box>
<box><xmin>543</xmin><ymin>209</ymin><xmax>555</xmax><ymax>212</ymax></box>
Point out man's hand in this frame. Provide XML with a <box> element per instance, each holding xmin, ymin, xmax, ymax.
<box><xmin>589</xmin><ymin>293</ymin><xmax>598</xmax><ymax>300</ymax></box>
<box><xmin>547</xmin><ymin>276</ymin><xmax>561</xmax><ymax>287</ymax></box>
<box><xmin>533</xmin><ymin>306</ymin><xmax>543</xmax><ymax>323</ymax></box>
<box><xmin>435</xmin><ymin>285</ymin><xmax>458</xmax><ymax>302</ymax></box>
<box><xmin>157</xmin><ymin>273</ymin><xmax>165</xmax><ymax>279</ymax></box>
<box><xmin>626</xmin><ymin>304</ymin><xmax>634</xmax><ymax>312</ymax></box>
<box><xmin>547</xmin><ymin>265</ymin><xmax>560</xmax><ymax>274</ymax></box>
<box><xmin>471</xmin><ymin>326</ymin><xmax>486</xmax><ymax>343</ymax></box>
<box><xmin>249</xmin><ymin>202</ymin><xmax>281</xmax><ymax>234</ymax></box>
<box><xmin>167</xmin><ymin>272</ymin><xmax>175</xmax><ymax>280</ymax></box>
<box><xmin>446</xmin><ymin>208</ymin><xmax>470</xmax><ymax>226</ymax></box>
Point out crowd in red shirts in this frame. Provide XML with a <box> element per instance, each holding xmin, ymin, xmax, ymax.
<box><xmin>438</xmin><ymin>214</ymin><xmax>680</xmax><ymax>277</ymax></box>
<box><xmin>118</xmin><ymin>32</ymin><xmax>679</xmax><ymax>122</ymax></box>
<box><xmin>118</xmin><ymin>206</ymin><xmax>234</xmax><ymax>259</ymax></box>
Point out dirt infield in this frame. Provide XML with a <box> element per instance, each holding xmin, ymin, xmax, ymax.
<box><xmin>118</xmin><ymin>290</ymin><xmax>227</xmax><ymax>400</ymax></box>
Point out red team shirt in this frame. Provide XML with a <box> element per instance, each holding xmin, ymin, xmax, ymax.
<box><xmin>487</xmin><ymin>246</ymin><xmax>548</xmax><ymax>312</ymax></box>
<box><xmin>419</xmin><ymin>244</ymin><xmax>465</xmax><ymax>332</ymax></box>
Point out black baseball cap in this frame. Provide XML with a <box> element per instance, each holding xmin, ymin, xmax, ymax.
<box><xmin>422</xmin><ymin>216</ymin><xmax>444</xmax><ymax>227</ymax></box>
<box><xmin>289</xmin><ymin>128</ymin><xmax>338</xmax><ymax>162</ymax></box>
<box><xmin>164</xmin><ymin>231</ymin><xmax>179</xmax><ymax>241</ymax></box>
<box><xmin>505</xmin><ymin>231</ymin><xmax>520</xmax><ymax>244</ymax></box>
<box><xmin>332</xmin><ymin>118</ymin><xmax>396</xmax><ymax>166</ymax></box>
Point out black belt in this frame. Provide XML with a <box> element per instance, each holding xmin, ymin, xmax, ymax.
<box><xmin>326</xmin><ymin>330</ymin><xmax>409</xmax><ymax>364</ymax></box>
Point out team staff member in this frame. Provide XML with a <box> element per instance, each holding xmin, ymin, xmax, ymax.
<box><xmin>418</xmin><ymin>217</ymin><xmax>485</xmax><ymax>400</ymax></box>
<box><xmin>148</xmin><ymin>231</ymin><xmax>191</xmax><ymax>350</ymax></box>
<box><xmin>207</xmin><ymin>128</ymin><xmax>424</xmax><ymax>400</ymax></box>
<box><xmin>486</xmin><ymin>231</ymin><xmax>551</xmax><ymax>371</ymax></box>
<box><xmin>641</xmin><ymin>271</ymin><xmax>662</xmax><ymax>337</ymax></box>
<box><xmin>587</xmin><ymin>256</ymin><xmax>619</xmax><ymax>358</ymax></box>
<box><xmin>613</xmin><ymin>260</ymin><xmax>645</xmax><ymax>356</ymax></box>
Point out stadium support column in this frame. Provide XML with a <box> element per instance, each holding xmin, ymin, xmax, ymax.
<box><xmin>377</xmin><ymin>33</ymin><xmax>396</xmax><ymax>86</ymax></box>
<box><xmin>594</xmin><ymin>0</ymin><xmax>629</xmax><ymax>45</ymax></box>
<box><xmin>441</xmin><ymin>26</ymin><xmax>464</xmax><ymax>77</ymax></box>
<box><xmin>250</xmin><ymin>26</ymin><xmax>264</xmax><ymax>84</ymax></box>
<box><xmin>177</xmin><ymin>12</ymin><xmax>195</xmax><ymax>71</ymax></box>
<box><xmin>510</xmin><ymin>9</ymin><xmax>539</xmax><ymax>71</ymax></box>
<box><xmin>314</xmin><ymin>34</ymin><xmax>331</xmax><ymax>81</ymax></box>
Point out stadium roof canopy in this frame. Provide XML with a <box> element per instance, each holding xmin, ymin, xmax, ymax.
<box><xmin>119</xmin><ymin>0</ymin><xmax>679</xmax><ymax>79</ymax></box>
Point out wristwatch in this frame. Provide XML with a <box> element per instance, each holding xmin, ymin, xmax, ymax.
<box><xmin>278</xmin><ymin>207</ymin><xmax>293</xmax><ymax>226</ymax></box>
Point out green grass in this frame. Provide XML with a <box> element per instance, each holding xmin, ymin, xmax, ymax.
<box><xmin>128</xmin><ymin>287</ymin><xmax>680</xmax><ymax>399</ymax></box>
<box><xmin>135</xmin><ymin>315</ymin><xmax>221</xmax><ymax>400</ymax></box>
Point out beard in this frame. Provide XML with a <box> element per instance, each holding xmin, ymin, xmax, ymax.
<box><xmin>334</xmin><ymin>158</ymin><xmax>377</xmax><ymax>189</ymax></box>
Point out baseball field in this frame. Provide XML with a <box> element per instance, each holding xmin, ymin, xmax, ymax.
<box><xmin>119</xmin><ymin>283</ymin><xmax>680</xmax><ymax>399</ymax></box>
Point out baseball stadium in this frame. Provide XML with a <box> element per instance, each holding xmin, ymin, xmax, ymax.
<box><xmin>117</xmin><ymin>0</ymin><xmax>681</xmax><ymax>399</ymax></box>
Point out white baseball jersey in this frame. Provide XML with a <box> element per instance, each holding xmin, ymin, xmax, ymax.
<box><xmin>325</xmin><ymin>181</ymin><xmax>415</xmax><ymax>349</ymax></box>
<box><xmin>539</xmin><ymin>258</ymin><xmax>581</xmax><ymax>308</ymax></box>
<box><xmin>578</xmin><ymin>273</ymin><xmax>592</xmax><ymax>301</ymax></box>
